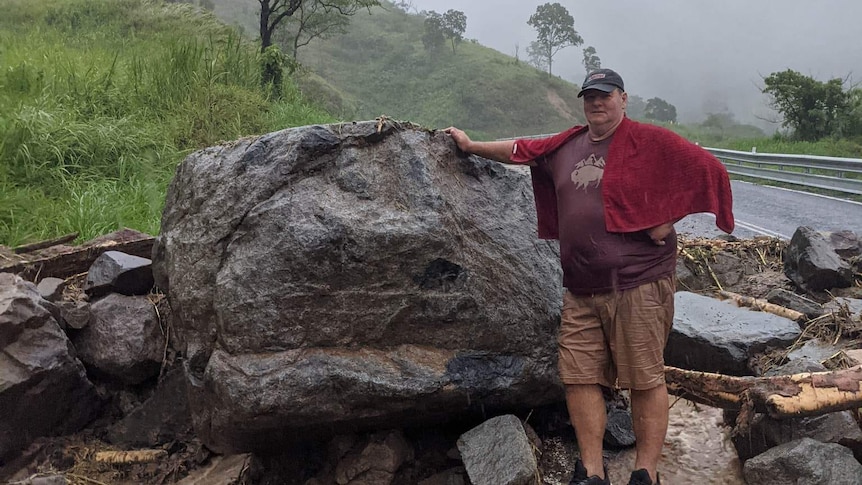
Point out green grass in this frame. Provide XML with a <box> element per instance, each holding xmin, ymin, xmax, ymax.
<box><xmin>0</xmin><ymin>0</ymin><xmax>334</xmax><ymax>246</ymax></box>
<box><xmin>279</xmin><ymin>2</ymin><xmax>587</xmax><ymax>140</ymax></box>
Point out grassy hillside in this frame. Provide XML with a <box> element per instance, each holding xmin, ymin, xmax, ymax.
<box><xmin>0</xmin><ymin>0</ymin><xmax>334</xmax><ymax>246</ymax></box>
<box><xmin>298</xmin><ymin>4</ymin><xmax>586</xmax><ymax>140</ymax></box>
<box><xmin>209</xmin><ymin>0</ymin><xmax>586</xmax><ymax>140</ymax></box>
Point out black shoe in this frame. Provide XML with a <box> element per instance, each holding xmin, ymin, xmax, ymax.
<box><xmin>569</xmin><ymin>459</ymin><xmax>611</xmax><ymax>485</ymax></box>
<box><xmin>628</xmin><ymin>468</ymin><xmax>660</xmax><ymax>485</ymax></box>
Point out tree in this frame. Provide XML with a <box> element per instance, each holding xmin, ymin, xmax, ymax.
<box><xmin>582</xmin><ymin>46</ymin><xmax>601</xmax><ymax>73</ymax></box>
<box><xmin>421</xmin><ymin>11</ymin><xmax>446</xmax><ymax>52</ymax></box>
<box><xmin>644</xmin><ymin>97</ymin><xmax>677</xmax><ymax>123</ymax></box>
<box><xmin>626</xmin><ymin>94</ymin><xmax>646</xmax><ymax>119</ymax></box>
<box><xmin>257</xmin><ymin>0</ymin><xmax>377</xmax><ymax>53</ymax></box>
<box><xmin>526</xmin><ymin>41</ymin><xmax>548</xmax><ymax>72</ymax></box>
<box><xmin>277</xmin><ymin>0</ymin><xmax>354</xmax><ymax>60</ymax></box>
<box><xmin>257</xmin><ymin>0</ymin><xmax>378</xmax><ymax>85</ymax></box>
<box><xmin>762</xmin><ymin>69</ymin><xmax>854</xmax><ymax>141</ymax></box>
<box><xmin>527</xmin><ymin>2</ymin><xmax>583</xmax><ymax>76</ymax></box>
<box><xmin>441</xmin><ymin>9</ymin><xmax>467</xmax><ymax>54</ymax></box>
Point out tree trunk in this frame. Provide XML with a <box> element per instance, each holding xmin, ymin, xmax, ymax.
<box><xmin>0</xmin><ymin>228</ymin><xmax>154</xmax><ymax>281</ymax></box>
<box><xmin>665</xmin><ymin>365</ymin><xmax>862</xmax><ymax>419</ymax></box>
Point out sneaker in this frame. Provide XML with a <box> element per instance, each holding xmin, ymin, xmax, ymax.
<box><xmin>569</xmin><ymin>459</ymin><xmax>611</xmax><ymax>485</ymax></box>
<box><xmin>628</xmin><ymin>468</ymin><xmax>660</xmax><ymax>485</ymax></box>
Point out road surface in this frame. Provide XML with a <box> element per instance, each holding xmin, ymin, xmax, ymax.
<box><xmin>677</xmin><ymin>181</ymin><xmax>862</xmax><ymax>240</ymax></box>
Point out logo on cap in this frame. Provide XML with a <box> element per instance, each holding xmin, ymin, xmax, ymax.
<box><xmin>587</xmin><ymin>73</ymin><xmax>606</xmax><ymax>82</ymax></box>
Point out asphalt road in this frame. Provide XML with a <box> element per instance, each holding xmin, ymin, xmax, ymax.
<box><xmin>676</xmin><ymin>181</ymin><xmax>862</xmax><ymax>240</ymax></box>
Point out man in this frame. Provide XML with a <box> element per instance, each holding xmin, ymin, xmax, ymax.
<box><xmin>445</xmin><ymin>68</ymin><xmax>733</xmax><ymax>485</ymax></box>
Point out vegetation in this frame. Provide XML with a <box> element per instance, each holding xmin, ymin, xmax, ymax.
<box><xmin>526</xmin><ymin>2</ymin><xmax>583</xmax><ymax>77</ymax></box>
<box><xmin>256</xmin><ymin>0</ymin><xmax>378</xmax><ymax>85</ymax></box>
<box><xmin>763</xmin><ymin>69</ymin><xmax>862</xmax><ymax>142</ymax></box>
<box><xmin>644</xmin><ymin>97</ymin><xmax>678</xmax><ymax>123</ymax></box>
<box><xmin>421</xmin><ymin>10</ymin><xmax>467</xmax><ymax>56</ymax></box>
<box><xmin>582</xmin><ymin>46</ymin><xmax>601</xmax><ymax>73</ymax></box>
<box><xmin>0</xmin><ymin>0</ymin><xmax>333</xmax><ymax>246</ymax></box>
<box><xmin>293</xmin><ymin>2</ymin><xmax>587</xmax><ymax>140</ymax></box>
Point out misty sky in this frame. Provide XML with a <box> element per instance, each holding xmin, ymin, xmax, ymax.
<box><xmin>407</xmin><ymin>0</ymin><xmax>862</xmax><ymax>128</ymax></box>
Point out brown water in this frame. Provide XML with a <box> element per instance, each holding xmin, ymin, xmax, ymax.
<box><xmin>605</xmin><ymin>399</ymin><xmax>746</xmax><ymax>485</ymax></box>
<box><xmin>540</xmin><ymin>399</ymin><xmax>746</xmax><ymax>485</ymax></box>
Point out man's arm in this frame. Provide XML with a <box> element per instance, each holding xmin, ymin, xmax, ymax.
<box><xmin>444</xmin><ymin>127</ymin><xmax>532</xmax><ymax>165</ymax></box>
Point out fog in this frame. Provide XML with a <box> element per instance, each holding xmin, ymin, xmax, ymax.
<box><xmin>407</xmin><ymin>0</ymin><xmax>862</xmax><ymax>130</ymax></box>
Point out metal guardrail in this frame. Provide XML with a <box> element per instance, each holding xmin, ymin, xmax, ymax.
<box><xmin>501</xmin><ymin>133</ymin><xmax>862</xmax><ymax>196</ymax></box>
<box><xmin>704</xmin><ymin>147</ymin><xmax>862</xmax><ymax>196</ymax></box>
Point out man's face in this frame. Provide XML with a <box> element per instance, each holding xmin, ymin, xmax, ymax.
<box><xmin>582</xmin><ymin>89</ymin><xmax>627</xmax><ymax>127</ymax></box>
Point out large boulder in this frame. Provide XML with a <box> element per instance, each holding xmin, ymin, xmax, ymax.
<box><xmin>784</xmin><ymin>226</ymin><xmax>854</xmax><ymax>292</ymax></box>
<box><xmin>153</xmin><ymin>120</ymin><xmax>563</xmax><ymax>453</ymax></box>
<box><xmin>666</xmin><ymin>292</ymin><xmax>801</xmax><ymax>375</ymax></box>
<box><xmin>0</xmin><ymin>274</ymin><xmax>101</xmax><ymax>462</ymax></box>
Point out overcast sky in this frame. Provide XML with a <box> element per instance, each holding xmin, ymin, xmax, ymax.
<box><xmin>407</xmin><ymin>0</ymin><xmax>862</xmax><ymax>128</ymax></box>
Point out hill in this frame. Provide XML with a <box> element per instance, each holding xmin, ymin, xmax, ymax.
<box><xmin>211</xmin><ymin>0</ymin><xmax>587</xmax><ymax>140</ymax></box>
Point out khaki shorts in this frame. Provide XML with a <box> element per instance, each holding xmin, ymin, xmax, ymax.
<box><xmin>558</xmin><ymin>276</ymin><xmax>675</xmax><ymax>390</ymax></box>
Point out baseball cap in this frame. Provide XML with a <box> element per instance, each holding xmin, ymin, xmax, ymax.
<box><xmin>577</xmin><ymin>68</ymin><xmax>625</xmax><ymax>97</ymax></box>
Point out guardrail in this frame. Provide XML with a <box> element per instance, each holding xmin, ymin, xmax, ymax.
<box><xmin>501</xmin><ymin>133</ymin><xmax>862</xmax><ymax>196</ymax></box>
<box><xmin>704</xmin><ymin>148</ymin><xmax>862</xmax><ymax>196</ymax></box>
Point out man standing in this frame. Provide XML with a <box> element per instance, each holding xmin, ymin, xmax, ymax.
<box><xmin>445</xmin><ymin>68</ymin><xmax>733</xmax><ymax>485</ymax></box>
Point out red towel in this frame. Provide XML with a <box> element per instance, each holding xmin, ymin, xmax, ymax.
<box><xmin>511</xmin><ymin>117</ymin><xmax>735</xmax><ymax>239</ymax></box>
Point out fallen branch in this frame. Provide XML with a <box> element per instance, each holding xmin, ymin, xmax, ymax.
<box><xmin>0</xmin><ymin>228</ymin><xmax>153</xmax><ymax>281</ymax></box>
<box><xmin>716</xmin><ymin>290</ymin><xmax>805</xmax><ymax>322</ymax></box>
<box><xmin>665</xmin><ymin>365</ymin><xmax>862</xmax><ymax>419</ymax></box>
<box><xmin>94</xmin><ymin>449</ymin><xmax>167</xmax><ymax>464</ymax></box>
<box><xmin>13</xmin><ymin>232</ymin><xmax>78</xmax><ymax>254</ymax></box>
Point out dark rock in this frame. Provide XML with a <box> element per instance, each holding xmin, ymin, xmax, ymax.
<box><xmin>106</xmin><ymin>366</ymin><xmax>192</xmax><ymax>447</ymax></box>
<box><xmin>152</xmin><ymin>121</ymin><xmax>563</xmax><ymax>453</ymax></box>
<box><xmin>174</xmin><ymin>454</ymin><xmax>251</xmax><ymax>485</ymax></box>
<box><xmin>57</xmin><ymin>300</ymin><xmax>91</xmax><ymax>330</ymax></box>
<box><xmin>666</xmin><ymin>292</ymin><xmax>801</xmax><ymax>375</ymax></box>
<box><xmin>0</xmin><ymin>274</ymin><xmax>101</xmax><ymax>462</ymax></box>
<box><xmin>764</xmin><ymin>288</ymin><xmax>825</xmax><ymax>320</ymax></box>
<box><xmin>742</xmin><ymin>437</ymin><xmax>862</xmax><ymax>485</ymax></box>
<box><xmin>604</xmin><ymin>407</ymin><xmax>635</xmax><ymax>448</ymax></box>
<box><xmin>334</xmin><ymin>430</ymin><xmax>413</xmax><ymax>485</ymax></box>
<box><xmin>457</xmin><ymin>415</ymin><xmax>537</xmax><ymax>485</ymax></box>
<box><xmin>35</xmin><ymin>277</ymin><xmax>64</xmax><ymax>302</ymax></box>
<box><xmin>71</xmin><ymin>293</ymin><xmax>164</xmax><ymax>385</ymax></box>
<box><xmin>826</xmin><ymin>230</ymin><xmax>861</xmax><ymax>258</ymax></box>
<box><xmin>84</xmin><ymin>251</ymin><xmax>154</xmax><ymax>297</ymax></box>
<box><xmin>784</xmin><ymin>226</ymin><xmax>853</xmax><ymax>292</ymax></box>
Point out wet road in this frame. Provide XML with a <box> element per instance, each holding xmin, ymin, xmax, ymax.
<box><xmin>677</xmin><ymin>181</ymin><xmax>862</xmax><ymax>240</ymax></box>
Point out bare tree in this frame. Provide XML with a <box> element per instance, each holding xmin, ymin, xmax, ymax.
<box><xmin>257</xmin><ymin>0</ymin><xmax>377</xmax><ymax>53</ymax></box>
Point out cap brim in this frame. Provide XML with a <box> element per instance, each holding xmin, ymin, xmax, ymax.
<box><xmin>577</xmin><ymin>83</ymin><xmax>619</xmax><ymax>97</ymax></box>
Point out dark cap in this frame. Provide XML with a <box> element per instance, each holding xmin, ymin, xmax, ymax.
<box><xmin>577</xmin><ymin>68</ymin><xmax>625</xmax><ymax>97</ymax></box>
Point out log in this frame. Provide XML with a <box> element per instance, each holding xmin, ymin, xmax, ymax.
<box><xmin>13</xmin><ymin>232</ymin><xmax>78</xmax><ymax>254</ymax></box>
<box><xmin>716</xmin><ymin>290</ymin><xmax>805</xmax><ymax>321</ymax></box>
<box><xmin>0</xmin><ymin>228</ymin><xmax>154</xmax><ymax>281</ymax></box>
<box><xmin>665</xmin><ymin>365</ymin><xmax>862</xmax><ymax>419</ymax></box>
<box><xmin>94</xmin><ymin>449</ymin><xmax>167</xmax><ymax>464</ymax></box>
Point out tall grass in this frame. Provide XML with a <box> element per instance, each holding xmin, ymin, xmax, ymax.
<box><xmin>0</xmin><ymin>0</ymin><xmax>334</xmax><ymax>246</ymax></box>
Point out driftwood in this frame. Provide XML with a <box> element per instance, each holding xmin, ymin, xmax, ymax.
<box><xmin>13</xmin><ymin>232</ymin><xmax>78</xmax><ymax>254</ymax></box>
<box><xmin>0</xmin><ymin>228</ymin><xmax>154</xmax><ymax>281</ymax></box>
<box><xmin>665</xmin><ymin>365</ymin><xmax>862</xmax><ymax>420</ymax></box>
<box><xmin>94</xmin><ymin>449</ymin><xmax>167</xmax><ymax>464</ymax></box>
<box><xmin>716</xmin><ymin>290</ymin><xmax>805</xmax><ymax>322</ymax></box>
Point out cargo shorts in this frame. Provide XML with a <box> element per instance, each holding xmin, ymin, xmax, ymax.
<box><xmin>558</xmin><ymin>275</ymin><xmax>675</xmax><ymax>390</ymax></box>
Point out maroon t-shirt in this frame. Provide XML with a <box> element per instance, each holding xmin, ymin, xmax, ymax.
<box><xmin>538</xmin><ymin>132</ymin><xmax>677</xmax><ymax>294</ymax></box>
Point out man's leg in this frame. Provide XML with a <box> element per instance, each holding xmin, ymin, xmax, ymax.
<box><xmin>565</xmin><ymin>384</ymin><xmax>607</xmax><ymax>478</ymax></box>
<box><xmin>630</xmin><ymin>383</ymin><xmax>669</xmax><ymax>483</ymax></box>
